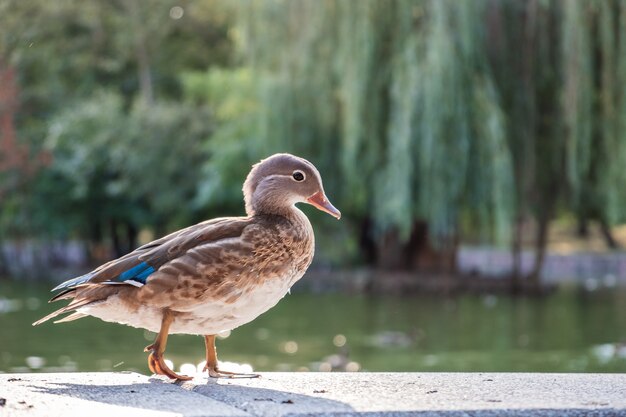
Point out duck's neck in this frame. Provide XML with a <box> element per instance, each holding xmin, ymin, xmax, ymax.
<box><xmin>248</xmin><ymin>200</ymin><xmax>304</xmax><ymax>222</ymax></box>
<box><xmin>246</xmin><ymin>192</ymin><xmax>309</xmax><ymax>226</ymax></box>
<box><xmin>246</xmin><ymin>187</ymin><xmax>296</xmax><ymax>218</ymax></box>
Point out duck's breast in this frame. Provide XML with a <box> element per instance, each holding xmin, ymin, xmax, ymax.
<box><xmin>171</xmin><ymin>268</ymin><xmax>303</xmax><ymax>334</ymax></box>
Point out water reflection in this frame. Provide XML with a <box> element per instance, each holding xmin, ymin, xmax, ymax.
<box><xmin>1</xmin><ymin>280</ymin><xmax>625</xmax><ymax>374</ymax></box>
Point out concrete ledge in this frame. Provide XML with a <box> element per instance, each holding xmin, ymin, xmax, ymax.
<box><xmin>1</xmin><ymin>372</ymin><xmax>625</xmax><ymax>416</ymax></box>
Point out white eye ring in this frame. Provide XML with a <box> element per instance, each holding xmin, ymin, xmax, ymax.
<box><xmin>292</xmin><ymin>170</ymin><xmax>306</xmax><ymax>182</ymax></box>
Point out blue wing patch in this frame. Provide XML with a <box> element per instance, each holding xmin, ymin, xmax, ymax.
<box><xmin>116</xmin><ymin>261</ymin><xmax>155</xmax><ymax>285</ymax></box>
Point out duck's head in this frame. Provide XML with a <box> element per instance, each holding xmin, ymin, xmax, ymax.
<box><xmin>243</xmin><ymin>153</ymin><xmax>341</xmax><ymax>219</ymax></box>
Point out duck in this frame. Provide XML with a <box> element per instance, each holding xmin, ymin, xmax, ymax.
<box><xmin>33</xmin><ymin>153</ymin><xmax>340</xmax><ymax>380</ymax></box>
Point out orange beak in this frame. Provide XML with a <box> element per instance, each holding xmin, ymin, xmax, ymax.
<box><xmin>306</xmin><ymin>191</ymin><xmax>341</xmax><ymax>219</ymax></box>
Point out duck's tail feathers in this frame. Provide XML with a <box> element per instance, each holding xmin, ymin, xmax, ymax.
<box><xmin>32</xmin><ymin>299</ymin><xmax>94</xmax><ymax>326</ymax></box>
<box><xmin>53</xmin><ymin>312</ymin><xmax>88</xmax><ymax>324</ymax></box>
<box><xmin>32</xmin><ymin>308</ymin><xmax>66</xmax><ymax>326</ymax></box>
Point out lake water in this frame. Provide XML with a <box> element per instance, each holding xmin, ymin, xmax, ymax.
<box><xmin>1</xmin><ymin>280</ymin><xmax>625</xmax><ymax>376</ymax></box>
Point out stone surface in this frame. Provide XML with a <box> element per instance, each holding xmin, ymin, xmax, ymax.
<box><xmin>0</xmin><ymin>372</ymin><xmax>249</xmax><ymax>417</ymax></box>
<box><xmin>1</xmin><ymin>372</ymin><xmax>625</xmax><ymax>416</ymax></box>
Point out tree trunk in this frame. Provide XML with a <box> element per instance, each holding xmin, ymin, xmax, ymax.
<box><xmin>358</xmin><ymin>217</ymin><xmax>377</xmax><ymax>266</ymax></box>
<box><xmin>125</xmin><ymin>221</ymin><xmax>138</xmax><ymax>252</ymax></box>
<box><xmin>0</xmin><ymin>243</ymin><xmax>8</xmax><ymax>277</ymax></box>
<box><xmin>511</xmin><ymin>215</ymin><xmax>524</xmax><ymax>293</ymax></box>
<box><xmin>577</xmin><ymin>214</ymin><xmax>590</xmax><ymax>238</ymax></box>
<box><xmin>110</xmin><ymin>219</ymin><xmax>123</xmax><ymax>258</ymax></box>
<box><xmin>527</xmin><ymin>211</ymin><xmax>550</xmax><ymax>289</ymax></box>
<box><xmin>599</xmin><ymin>218</ymin><xmax>620</xmax><ymax>249</ymax></box>
<box><xmin>109</xmin><ymin>219</ymin><xmax>139</xmax><ymax>258</ymax></box>
<box><xmin>376</xmin><ymin>229</ymin><xmax>407</xmax><ymax>270</ymax></box>
<box><xmin>374</xmin><ymin>221</ymin><xmax>457</xmax><ymax>273</ymax></box>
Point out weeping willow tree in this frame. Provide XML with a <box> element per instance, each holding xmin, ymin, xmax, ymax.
<box><xmin>561</xmin><ymin>1</ymin><xmax>626</xmax><ymax>246</ymax></box>
<box><xmin>214</xmin><ymin>0</ymin><xmax>626</xmax><ymax>281</ymax></box>
<box><xmin>484</xmin><ymin>0</ymin><xmax>565</xmax><ymax>286</ymax></box>
<box><xmin>489</xmin><ymin>0</ymin><xmax>626</xmax><ymax>285</ymax></box>
<box><xmin>235</xmin><ymin>0</ymin><xmax>512</xmax><ymax>271</ymax></box>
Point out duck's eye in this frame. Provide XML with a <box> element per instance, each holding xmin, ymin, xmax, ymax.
<box><xmin>292</xmin><ymin>170</ymin><xmax>305</xmax><ymax>181</ymax></box>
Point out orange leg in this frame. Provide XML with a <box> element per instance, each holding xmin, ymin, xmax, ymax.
<box><xmin>203</xmin><ymin>334</ymin><xmax>259</xmax><ymax>378</ymax></box>
<box><xmin>144</xmin><ymin>310</ymin><xmax>192</xmax><ymax>381</ymax></box>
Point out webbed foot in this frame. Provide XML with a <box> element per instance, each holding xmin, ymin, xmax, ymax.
<box><xmin>203</xmin><ymin>363</ymin><xmax>260</xmax><ymax>379</ymax></box>
<box><xmin>146</xmin><ymin>349</ymin><xmax>192</xmax><ymax>381</ymax></box>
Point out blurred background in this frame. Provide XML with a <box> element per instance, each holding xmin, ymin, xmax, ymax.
<box><xmin>1</xmin><ymin>0</ymin><xmax>626</xmax><ymax>375</ymax></box>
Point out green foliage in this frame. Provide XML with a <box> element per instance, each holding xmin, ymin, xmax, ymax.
<box><xmin>33</xmin><ymin>92</ymin><xmax>212</xmax><ymax>237</ymax></box>
<box><xmin>182</xmin><ymin>68</ymin><xmax>261</xmax><ymax>214</ymax></box>
<box><xmin>0</xmin><ymin>0</ymin><xmax>231</xmax><ymax>242</ymax></box>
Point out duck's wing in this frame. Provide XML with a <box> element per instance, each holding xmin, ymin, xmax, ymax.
<box><xmin>130</xmin><ymin>220</ymin><xmax>284</xmax><ymax>311</ymax></box>
<box><xmin>52</xmin><ymin>217</ymin><xmax>251</xmax><ymax>291</ymax></box>
<box><xmin>34</xmin><ymin>216</ymin><xmax>252</xmax><ymax>325</ymax></box>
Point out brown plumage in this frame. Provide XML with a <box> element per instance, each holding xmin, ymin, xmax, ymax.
<box><xmin>33</xmin><ymin>153</ymin><xmax>340</xmax><ymax>380</ymax></box>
